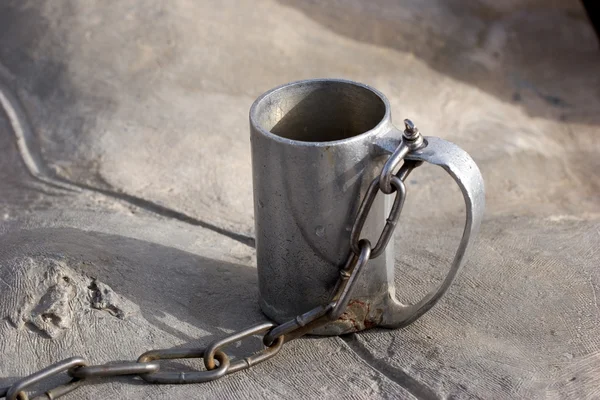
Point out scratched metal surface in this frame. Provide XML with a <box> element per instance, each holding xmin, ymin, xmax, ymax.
<box><xmin>0</xmin><ymin>1</ymin><xmax>599</xmax><ymax>399</ymax></box>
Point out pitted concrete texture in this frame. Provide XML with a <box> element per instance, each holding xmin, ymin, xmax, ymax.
<box><xmin>0</xmin><ymin>0</ymin><xmax>599</xmax><ymax>399</ymax></box>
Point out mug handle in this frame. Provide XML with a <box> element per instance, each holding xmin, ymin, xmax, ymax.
<box><xmin>379</xmin><ymin>136</ymin><xmax>485</xmax><ymax>328</ymax></box>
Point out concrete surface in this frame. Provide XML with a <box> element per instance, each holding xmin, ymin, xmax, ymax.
<box><xmin>0</xmin><ymin>0</ymin><xmax>599</xmax><ymax>399</ymax></box>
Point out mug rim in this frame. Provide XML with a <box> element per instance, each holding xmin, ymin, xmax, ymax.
<box><xmin>249</xmin><ymin>78</ymin><xmax>392</xmax><ymax>147</ymax></box>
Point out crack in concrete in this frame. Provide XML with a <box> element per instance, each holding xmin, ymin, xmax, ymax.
<box><xmin>342</xmin><ymin>334</ymin><xmax>441</xmax><ymax>400</ymax></box>
<box><xmin>0</xmin><ymin>79</ymin><xmax>78</xmax><ymax>192</ymax></box>
<box><xmin>0</xmin><ymin>77</ymin><xmax>255</xmax><ymax>248</ymax></box>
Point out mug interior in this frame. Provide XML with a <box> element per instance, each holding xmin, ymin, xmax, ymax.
<box><xmin>253</xmin><ymin>80</ymin><xmax>387</xmax><ymax>142</ymax></box>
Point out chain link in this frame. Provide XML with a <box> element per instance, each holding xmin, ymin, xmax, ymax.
<box><xmin>4</xmin><ymin>357</ymin><xmax>86</xmax><ymax>400</ymax></box>
<box><xmin>203</xmin><ymin>322</ymin><xmax>284</xmax><ymax>373</ymax></box>
<box><xmin>0</xmin><ymin>123</ymin><xmax>425</xmax><ymax>400</ymax></box>
<box><xmin>350</xmin><ymin>176</ymin><xmax>406</xmax><ymax>258</ymax></box>
<box><xmin>137</xmin><ymin>348</ymin><xmax>230</xmax><ymax>384</ymax></box>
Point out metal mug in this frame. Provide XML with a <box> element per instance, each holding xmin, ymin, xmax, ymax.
<box><xmin>250</xmin><ymin>79</ymin><xmax>485</xmax><ymax>335</ymax></box>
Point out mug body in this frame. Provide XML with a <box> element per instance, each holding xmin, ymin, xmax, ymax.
<box><xmin>250</xmin><ymin>79</ymin><xmax>396</xmax><ymax>334</ymax></box>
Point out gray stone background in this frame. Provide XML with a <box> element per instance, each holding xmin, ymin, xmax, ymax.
<box><xmin>0</xmin><ymin>0</ymin><xmax>599</xmax><ymax>399</ymax></box>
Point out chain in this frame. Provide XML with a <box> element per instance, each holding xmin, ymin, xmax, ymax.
<box><xmin>0</xmin><ymin>120</ymin><xmax>425</xmax><ymax>400</ymax></box>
